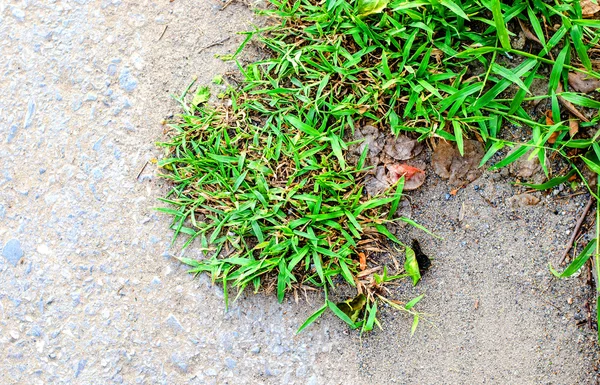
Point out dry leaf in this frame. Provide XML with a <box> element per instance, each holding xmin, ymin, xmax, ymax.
<box><xmin>431</xmin><ymin>140</ymin><xmax>484</xmax><ymax>186</ymax></box>
<box><xmin>545</xmin><ymin>110</ymin><xmax>554</xmax><ymax>126</ymax></box>
<box><xmin>557</xmin><ymin>82</ymin><xmax>589</xmax><ymax>122</ymax></box>
<box><xmin>508</xmin><ymin>193</ymin><xmax>540</xmax><ymax>207</ymax></box>
<box><xmin>358</xmin><ymin>252</ymin><xmax>367</xmax><ymax>271</ymax></box>
<box><xmin>568</xmin><ymin>72</ymin><xmax>600</xmax><ymax>94</ymax></box>
<box><xmin>581</xmin><ymin>0</ymin><xmax>600</xmax><ymax>17</ymax></box>
<box><xmin>513</xmin><ymin>150</ymin><xmax>541</xmax><ymax>178</ymax></box>
<box><xmin>546</xmin><ymin>111</ymin><xmax>559</xmax><ymax>143</ymax></box>
<box><xmin>365</xmin><ymin>166</ymin><xmax>389</xmax><ymax>196</ymax></box>
<box><xmin>354</xmin><ymin>125</ymin><xmax>385</xmax><ymax>165</ymax></box>
<box><xmin>386</xmin><ymin>163</ymin><xmax>426</xmax><ymax>190</ymax></box>
<box><xmin>569</xmin><ymin>118</ymin><xmax>579</xmax><ymax>137</ymax></box>
<box><xmin>383</xmin><ymin>135</ymin><xmax>423</xmax><ymax>160</ymax></box>
<box><xmin>517</xmin><ymin>18</ymin><xmax>542</xmax><ymax>45</ymax></box>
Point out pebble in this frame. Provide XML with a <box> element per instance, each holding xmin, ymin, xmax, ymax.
<box><xmin>28</xmin><ymin>325</ymin><xmax>43</xmax><ymax>337</ymax></box>
<box><xmin>23</xmin><ymin>100</ymin><xmax>35</xmax><ymax>128</ymax></box>
<box><xmin>205</xmin><ymin>368</ymin><xmax>217</xmax><ymax>376</ymax></box>
<box><xmin>166</xmin><ymin>314</ymin><xmax>184</xmax><ymax>333</ymax></box>
<box><xmin>10</xmin><ymin>330</ymin><xmax>20</xmax><ymax>340</ymax></box>
<box><xmin>12</xmin><ymin>8</ymin><xmax>25</xmax><ymax>22</ymax></box>
<box><xmin>171</xmin><ymin>353</ymin><xmax>188</xmax><ymax>373</ymax></box>
<box><xmin>74</xmin><ymin>359</ymin><xmax>87</xmax><ymax>378</ymax></box>
<box><xmin>225</xmin><ymin>357</ymin><xmax>236</xmax><ymax>369</ymax></box>
<box><xmin>37</xmin><ymin>244</ymin><xmax>51</xmax><ymax>255</ymax></box>
<box><xmin>3</xmin><ymin>239</ymin><xmax>24</xmax><ymax>266</ymax></box>
<box><xmin>7</xmin><ymin>125</ymin><xmax>18</xmax><ymax>143</ymax></box>
<box><xmin>119</xmin><ymin>68</ymin><xmax>138</xmax><ymax>92</ymax></box>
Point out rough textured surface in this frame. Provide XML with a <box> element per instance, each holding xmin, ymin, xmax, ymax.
<box><xmin>0</xmin><ymin>1</ymin><xmax>597</xmax><ymax>384</ymax></box>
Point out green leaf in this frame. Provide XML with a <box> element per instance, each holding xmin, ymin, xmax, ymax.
<box><xmin>571</xmin><ymin>25</ymin><xmax>592</xmax><ymax>71</ymax></box>
<box><xmin>192</xmin><ymin>86</ymin><xmax>210</xmax><ymax>106</ymax></box>
<box><xmin>404</xmin><ymin>294</ymin><xmax>424</xmax><ymax>310</ymax></box>
<box><xmin>491</xmin><ymin>0</ymin><xmax>511</xmax><ymax>50</ymax></box>
<box><xmin>410</xmin><ymin>314</ymin><xmax>419</xmax><ymax>336</ymax></box>
<box><xmin>549</xmin><ymin>239</ymin><xmax>597</xmax><ymax>278</ymax></box>
<box><xmin>515</xmin><ymin>169</ymin><xmax>576</xmax><ymax>190</ymax></box>
<box><xmin>492</xmin><ymin>63</ymin><xmax>531</xmax><ymax>94</ymax></box>
<box><xmin>327</xmin><ymin>300</ymin><xmax>360</xmax><ymax>328</ymax></box>
<box><xmin>286</xmin><ymin>115</ymin><xmax>321</xmax><ymax>137</ymax></box>
<box><xmin>582</xmin><ymin>156</ymin><xmax>600</xmax><ymax>174</ymax></box>
<box><xmin>336</xmin><ymin>294</ymin><xmax>367</xmax><ymax>322</ymax></box>
<box><xmin>549</xmin><ymin>44</ymin><xmax>568</xmax><ymax>92</ymax></box>
<box><xmin>363</xmin><ymin>301</ymin><xmax>378</xmax><ymax>332</ymax></box>
<box><xmin>297</xmin><ymin>304</ymin><xmax>327</xmax><ymax>333</ymax></box>
<box><xmin>404</xmin><ymin>246</ymin><xmax>421</xmax><ymax>286</ymax></box>
<box><xmin>356</xmin><ymin>0</ymin><xmax>390</xmax><ymax>17</ymax></box>
<box><xmin>452</xmin><ymin>120</ymin><xmax>464</xmax><ymax>156</ymax></box>
<box><xmin>440</xmin><ymin>0</ymin><xmax>470</xmax><ymax>20</ymax></box>
<box><xmin>559</xmin><ymin>92</ymin><xmax>600</xmax><ymax>109</ymax></box>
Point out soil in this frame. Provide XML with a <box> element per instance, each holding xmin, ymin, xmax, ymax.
<box><xmin>0</xmin><ymin>1</ymin><xmax>598</xmax><ymax>384</ymax></box>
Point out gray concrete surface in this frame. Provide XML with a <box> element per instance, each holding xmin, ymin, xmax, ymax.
<box><xmin>0</xmin><ymin>1</ymin><xmax>597</xmax><ymax>384</ymax></box>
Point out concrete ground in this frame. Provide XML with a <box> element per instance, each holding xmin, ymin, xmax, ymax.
<box><xmin>0</xmin><ymin>1</ymin><xmax>597</xmax><ymax>384</ymax></box>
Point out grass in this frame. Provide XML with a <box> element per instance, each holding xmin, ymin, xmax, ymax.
<box><xmin>158</xmin><ymin>0</ymin><xmax>600</xmax><ymax>334</ymax></box>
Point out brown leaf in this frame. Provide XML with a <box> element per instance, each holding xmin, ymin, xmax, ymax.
<box><xmin>513</xmin><ymin>150</ymin><xmax>541</xmax><ymax>178</ymax></box>
<box><xmin>383</xmin><ymin>135</ymin><xmax>423</xmax><ymax>161</ymax></box>
<box><xmin>508</xmin><ymin>193</ymin><xmax>540</xmax><ymax>207</ymax></box>
<box><xmin>568</xmin><ymin>72</ymin><xmax>600</xmax><ymax>94</ymax></box>
<box><xmin>386</xmin><ymin>163</ymin><xmax>426</xmax><ymax>190</ymax></box>
<box><xmin>546</xmin><ymin>111</ymin><xmax>559</xmax><ymax>143</ymax></box>
<box><xmin>517</xmin><ymin>18</ymin><xmax>542</xmax><ymax>45</ymax></box>
<box><xmin>545</xmin><ymin>110</ymin><xmax>554</xmax><ymax>126</ymax></box>
<box><xmin>431</xmin><ymin>140</ymin><xmax>484</xmax><ymax>186</ymax></box>
<box><xmin>365</xmin><ymin>166</ymin><xmax>389</xmax><ymax>196</ymax></box>
<box><xmin>581</xmin><ymin>0</ymin><xmax>600</xmax><ymax>17</ymax></box>
<box><xmin>569</xmin><ymin>118</ymin><xmax>579</xmax><ymax>137</ymax></box>
<box><xmin>557</xmin><ymin>82</ymin><xmax>589</xmax><ymax>122</ymax></box>
<box><xmin>431</xmin><ymin>140</ymin><xmax>455</xmax><ymax>179</ymax></box>
<box><xmin>358</xmin><ymin>252</ymin><xmax>367</xmax><ymax>271</ymax></box>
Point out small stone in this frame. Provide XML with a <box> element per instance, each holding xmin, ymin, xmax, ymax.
<box><xmin>119</xmin><ymin>68</ymin><xmax>138</xmax><ymax>92</ymax></box>
<box><xmin>225</xmin><ymin>358</ymin><xmax>236</xmax><ymax>369</ymax></box>
<box><xmin>7</xmin><ymin>125</ymin><xmax>18</xmax><ymax>143</ymax></box>
<box><xmin>9</xmin><ymin>330</ymin><xmax>19</xmax><ymax>340</ymax></box>
<box><xmin>3</xmin><ymin>239</ymin><xmax>24</xmax><ymax>266</ymax></box>
<box><xmin>37</xmin><ymin>244</ymin><xmax>51</xmax><ymax>255</ymax></box>
<box><xmin>72</xmin><ymin>100</ymin><xmax>83</xmax><ymax>111</ymax></box>
<box><xmin>567</xmin><ymin>297</ymin><xmax>573</xmax><ymax>305</ymax></box>
<box><xmin>12</xmin><ymin>8</ymin><xmax>25</xmax><ymax>22</ymax></box>
<box><xmin>74</xmin><ymin>359</ymin><xmax>87</xmax><ymax>378</ymax></box>
<box><xmin>23</xmin><ymin>100</ymin><xmax>35</xmax><ymax>128</ymax></box>
<box><xmin>250</xmin><ymin>345</ymin><xmax>261</xmax><ymax>354</ymax></box>
<box><xmin>205</xmin><ymin>368</ymin><xmax>217</xmax><ymax>376</ymax></box>
<box><xmin>27</xmin><ymin>325</ymin><xmax>43</xmax><ymax>337</ymax></box>
<box><xmin>171</xmin><ymin>353</ymin><xmax>188</xmax><ymax>373</ymax></box>
<box><xmin>166</xmin><ymin>314</ymin><xmax>184</xmax><ymax>333</ymax></box>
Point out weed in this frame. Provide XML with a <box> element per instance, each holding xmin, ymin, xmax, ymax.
<box><xmin>159</xmin><ymin>0</ymin><xmax>600</xmax><ymax>334</ymax></box>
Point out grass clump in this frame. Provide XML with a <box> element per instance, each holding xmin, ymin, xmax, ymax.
<box><xmin>159</xmin><ymin>0</ymin><xmax>600</xmax><ymax>333</ymax></box>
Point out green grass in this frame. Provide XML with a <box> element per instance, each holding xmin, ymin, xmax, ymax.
<box><xmin>158</xmin><ymin>0</ymin><xmax>600</xmax><ymax>334</ymax></box>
